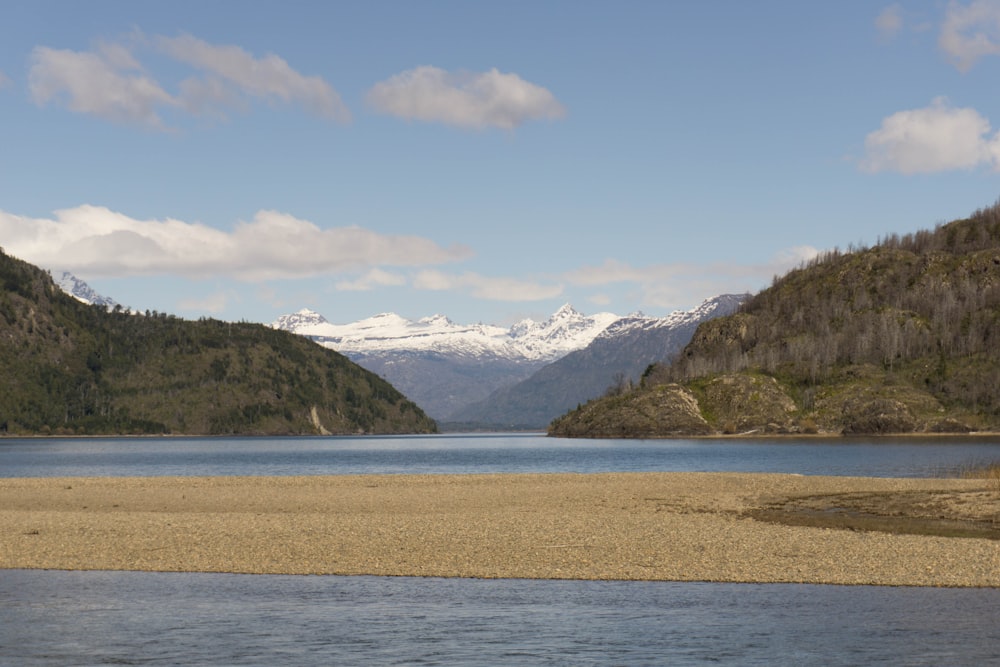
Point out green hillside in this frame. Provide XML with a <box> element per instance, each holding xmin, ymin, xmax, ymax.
<box><xmin>550</xmin><ymin>202</ymin><xmax>1000</xmax><ymax>437</ymax></box>
<box><xmin>0</xmin><ymin>249</ymin><xmax>436</xmax><ymax>436</ymax></box>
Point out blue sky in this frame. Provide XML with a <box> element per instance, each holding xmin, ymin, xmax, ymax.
<box><xmin>3</xmin><ymin>1</ymin><xmax>1000</xmax><ymax>326</ymax></box>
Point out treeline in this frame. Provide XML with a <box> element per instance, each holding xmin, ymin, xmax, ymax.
<box><xmin>646</xmin><ymin>202</ymin><xmax>1000</xmax><ymax>418</ymax></box>
<box><xmin>0</xmin><ymin>248</ymin><xmax>436</xmax><ymax>436</ymax></box>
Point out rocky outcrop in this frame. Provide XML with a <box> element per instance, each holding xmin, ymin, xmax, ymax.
<box><xmin>548</xmin><ymin>383</ymin><xmax>712</xmax><ymax>438</ymax></box>
<box><xmin>696</xmin><ymin>374</ymin><xmax>797</xmax><ymax>434</ymax></box>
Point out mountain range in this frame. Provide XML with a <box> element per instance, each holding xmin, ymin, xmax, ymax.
<box><xmin>55</xmin><ymin>268</ymin><xmax>745</xmax><ymax>430</ymax></box>
<box><xmin>271</xmin><ymin>304</ymin><xmax>620</xmax><ymax>362</ymax></box>
<box><xmin>448</xmin><ymin>295</ymin><xmax>745</xmax><ymax>428</ymax></box>
<box><xmin>272</xmin><ymin>296</ymin><xmax>745</xmax><ymax>427</ymax></box>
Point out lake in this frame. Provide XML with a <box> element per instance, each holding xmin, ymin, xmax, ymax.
<box><xmin>2</xmin><ymin>434</ymin><xmax>999</xmax><ymax>665</ymax></box>
<box><xmin>3</xmin><ymin>432</ymin><xmax>1000</xmax><ymax>478</ymax></box>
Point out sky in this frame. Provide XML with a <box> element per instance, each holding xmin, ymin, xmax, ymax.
<box><xmin>4</xmin><ymin>1</ymin><xmax>1000</xmax><ymax>327</ymax></box>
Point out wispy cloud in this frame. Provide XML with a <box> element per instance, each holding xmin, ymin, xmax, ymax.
<box><xmin>0</xmin><ymin>205</ymin><xmax>471</xmax><ymax>280</ymax></box>
<box><xmin>859</xmin><ymin>97</ymin><xmax>1000</xmax><ymax>173</ymax></box>
<box><xmin>27</xmin><ymin>33</ymin><xmax>348</xmax><ymax>129</ymax></box>
<box><xmin>875</xmin><ymin>4</ymin><xmax>905</xmax><ymax>41</ymax></box>
<box><xmin>29</xmin><ymin>42</ymin><xmax>177</xmax><ymax>129</ymax></box>
<box><xmin>367</xmin><ymin>66</ymin><xmax>566</xmax><ymax>129</ymax></box>
<box><xmin>0</xmin><ymin>69</ymin><xmax>10</xmax><ymax>89</ymax></box>
<box><xmin>939</xmin><ymin>0</ymin><xmax>1000</xmax><ymax>71</ymax></box>
<box><xmin>564</xmin><ymin>247</ymin><xmax>819</xmax><ymax>309</ymax></box>
<box><xmin>156</xmin><ymin>33</ymin><xmax>350</xmax><ymax>122</ymax></box>
<box><xmin>413</xmin><ymin>269</ymin><xmax>564</xmax><ymax>301</ymax></box>
<box><xmin>335</xmin><ymin>268</ymin><xmax>407</xmax><ymax>291</ymax></box>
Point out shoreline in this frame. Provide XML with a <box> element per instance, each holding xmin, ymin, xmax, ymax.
<box><xmin>5</xmin><ymin>430</ymin><xmax>1000</xmax><ymax>439</ymax></box>
<box><xmin>1</xmin><ymin>472</ymin><xmax>997</xmax><ymax>587</ymax></box>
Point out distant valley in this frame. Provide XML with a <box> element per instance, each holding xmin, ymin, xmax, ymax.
<box><xmin>56</xmin><ymin>268</ymin><xmax>744</xmax><ymax>431</ymax></box>
<box><xmin>272</xmin><ymin>297</ymin><xmax>745</xmax><ymax>428</ymax></box>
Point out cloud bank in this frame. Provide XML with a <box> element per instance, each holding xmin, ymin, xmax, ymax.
<box><xmin>0</xmin><ymin>204</ymin><xmax>821</xmax><ymax>310</ymax></box>
<box><xmin>860</xmin><ymin>97</ymin><xmax>1000</xmax><ymax>173</ymax></box>
<box><xmin>0</xmin><ymin>205</ymin><xmax>471</xmax><ymax>280</ymax></box>
<box><xmin>367</xmin><ymin>66</ymin><xmax>566</xmax><ymax>129</ymax></box>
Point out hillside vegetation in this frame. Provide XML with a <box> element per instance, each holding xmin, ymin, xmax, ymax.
<box><xmin>550</xmin><ymin>202</ymin><xmax>1000</xmax><ymax>437</ymax></box>
<box><xmin>0</xmin><ymin>250</ymin><xmax>436</xmax><ymax>436</ymax></box>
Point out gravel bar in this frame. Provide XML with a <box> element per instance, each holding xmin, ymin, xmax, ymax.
<box><xmin>1</xmin><ymin>472</ymin><xmax>997</xmax><ymax>587</ymax></box>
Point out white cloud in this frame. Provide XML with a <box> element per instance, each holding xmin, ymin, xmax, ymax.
<box><xmin>860</xmin><ymin>97</ymin><xmax>1000</xmax><ymax>173</ymax></box>
<box><xmin>414</xmin><ymin>269</ymin><xmax>564</xmax><ymax>301</ymax></box>
<box><xmin>876</xmin><ymin>4</ymin><xmax>904</xmax><ymax>41</ymax></box>
<box><xmin>0</xmin><ymin>205</ymin><xmax>471</xmax><ymax>280</ymax></box>
<box><xmin>27</xmin><ymin>33</ymin><xmax>348</xmax><ymax>128</ymax></box>
<box><xmin>367</xmin><ymin>66</ymin><xmax>566</xmax><ymax>129</ymax></box>
<box><xmin>0</xmin><ymin>69</ymin><xmax>10</xmax><ymax>89</ymax></box>
<box><xmin>29</xmin><ymin>44</ymin><xmax>177</xmax><ymax>129</ymax></box>
<box><xmin>939</xmin><ymin>0</ymin><xmax>1000</xmax><ymax>71</ymax></box>
<box><xmin>156</xmin><ymin>33</ymin><xmax>350</xmax><ymax>122</ymax></box>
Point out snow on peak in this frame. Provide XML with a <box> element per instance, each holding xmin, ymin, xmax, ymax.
<box><xmin>418</xmin><ymin>314</ymin><xmax>454</xmax><ymax>326</ymax></box>
<box><xmin>273</xmin><ymin>296</ymin><xmax>745</xmax><ymax>363</ymax></box>
<box><xmin>54</xmin><ymin>271</ymin><xmax>118</xmax><ymax>309</ymax></box>
<box><xmin>551</xmin><ymin>303</ymin><xmax>580</xmax><ymax>318</ymax></box>
<box><xmin>596</xmin><ymin>294</ymin><xmax>746</xmax><ymax>339</ymax></box>
<box><xmin>271</xmin><ymin>308</ymin><xmax>328</xmax><ymax>331</ymax></box>
<box><xmin>274</xmin><ymin>304</ymin><xmax>619</xmax><ymax>362</ymax></box>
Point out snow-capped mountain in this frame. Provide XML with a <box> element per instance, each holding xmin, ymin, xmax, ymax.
<box><xmin>54</xmin><ymin>271</ymin><xmax>118</xmax><ymax>309</ymax></box>
<box><xmin>274</xmin><ymin>297</ymin><xmax>745</xmax><ymax>424</ymax></box>
<box><xmin>272</xmin><ymin>304</ymin><xmax>620</xmax><ymax>363</ymax></box>
<box><xmin>449</xmin><ymin>294</ymin><xmax>748</xmax><ymax>429</ymax></box>
<box><xmin>589</xmin><ymin>293</ymin><xmax>746</xmax><ymax>341</ymax></box>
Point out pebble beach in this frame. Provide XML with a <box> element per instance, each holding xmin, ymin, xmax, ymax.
<box><xmin>1</xmin><ymin>472</ymin><xmax>997</xmax><ymax>587</ymax></box>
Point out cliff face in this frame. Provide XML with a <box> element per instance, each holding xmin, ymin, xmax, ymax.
<box><xmin>549</xmin><ymin>203</ymin><xmax>1000</xmax><ymax>437</ymax></box>
<box><xmin>0</xmin><ymin>249</ymin><xmax>436</xmax><ymax>436</ymax></box>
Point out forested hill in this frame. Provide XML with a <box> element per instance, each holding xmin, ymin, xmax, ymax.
<box><xmin>550</xmin><ymin>202</ymin><xmax>1000</xmax><ymax>437</ymax></box>
<box><xmin>0</xmin><ymin>249</ymin><xmax>437</xmax><ymax>436</ymax></box>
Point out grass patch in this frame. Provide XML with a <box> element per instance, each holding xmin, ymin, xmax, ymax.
<box><xmin>959</xmin><ymin>461</ymin><xmax>1000</xmax><ymax>492</ymax></box>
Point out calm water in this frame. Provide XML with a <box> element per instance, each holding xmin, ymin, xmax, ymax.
<box><xmin>3</xmin><ymin>434</ymin><xmax>999</xmax><ymax>665</ymax></box>
<box><xmin>2</xmin><ymin>570</ymin><xmax>1000</xmax><ymax>666</ymax></box>
<box><xmin>2</xmin><ymin>433</ymin><xmax>1000</xmax><ymax>478</ymax></box>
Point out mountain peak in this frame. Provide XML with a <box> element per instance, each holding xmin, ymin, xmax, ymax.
<box><xmin>54</xmin><ymin>271</ymin><xmax>118</xmax><ymax>309</ymax></box>
<box><xmin>274</xmin><ymin>303</ymin><xmax>619</xmax><ymax>362</ymax></box>
<box><xmin>552</xmin><ymin>303</ymin><xmax>580</xmax><ymax>318</ymax></box>
<box><xmin>271</xmin><ymin>308</ymin><xmax>328</xmax><ymax>331</ymax></box>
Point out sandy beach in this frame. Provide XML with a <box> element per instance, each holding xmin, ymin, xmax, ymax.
<box><xmin>1</xmin><ymin>472</ymin><xmax>997</xmax><ymax>587</ymax></box>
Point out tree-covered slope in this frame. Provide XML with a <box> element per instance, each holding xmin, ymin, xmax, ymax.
<box><xmin>550</xmin><ymin>203</ymin><xmax>1000</xmax><ymax>437</ymax></box>
<box><xmin>0</xmin><ymin>249</ymin><xmax>436</xmax><ymax>436</ymax></box>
